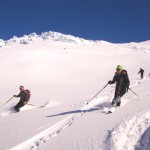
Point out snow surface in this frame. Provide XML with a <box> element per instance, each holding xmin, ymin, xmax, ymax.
<box><xmin>0</xmin><ymin>31</ymin><xmax>150</xmax><ymax>150</ymax></box>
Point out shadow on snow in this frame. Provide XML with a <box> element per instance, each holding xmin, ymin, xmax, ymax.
<box><xmin>47</xmin><ymin>101</ymin><xmax>111</xmax><ymax>117</ymax></box>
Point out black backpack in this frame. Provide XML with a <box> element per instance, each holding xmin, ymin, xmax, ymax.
<box><xmin>121</xmin><ymin>69</ymin><xmax>130</xmax><ymax>88</ymax></box>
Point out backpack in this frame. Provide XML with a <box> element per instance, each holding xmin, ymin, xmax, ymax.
<box><xmin>121</xmin><ymin>69</ymin><xmax>130</xmax><ymax>88</ymax></box>
<box><xmin>24</xmin><ymin>89</ymin><xmax>31</xmax><ymax>100</ymax></box>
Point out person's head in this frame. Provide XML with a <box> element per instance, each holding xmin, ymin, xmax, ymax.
<box><xmin>19</xmin><ymin>86</ymin><xmax>24</xmax><ymax>91</ymax></box>
<box><xmin>116</xmin><ymin>65</ymin><xmax>122</xmax><ymax>74</ymax></box>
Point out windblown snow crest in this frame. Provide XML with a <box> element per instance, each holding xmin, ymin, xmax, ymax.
<box><xmin>0</xmin><ymin>31</ymin><xmax>94</xmax><ymax>47</ymax></box>
<box><xmin>104</xmin><ymin>109</ymin><xmax>150</xmax><ymax>150</ymax></box>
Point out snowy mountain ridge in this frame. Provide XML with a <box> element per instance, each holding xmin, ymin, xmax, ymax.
<box><xmin>1</xmin><ymin>31</ymin><xmax>150</xmax><ymax>53</ymax></box>
<box><xmin>0</xmin><ymin>31</ymin><xmax>94</xmax><ymax>47</ymax></box>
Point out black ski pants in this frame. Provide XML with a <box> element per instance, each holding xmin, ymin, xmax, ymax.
<box><xmin>114</xmin><ymin>87</ymin><xmax>126</xmax><ymax>99</ymax></box>
<box><xmin>141</xmin><ymin>73</ymin><xmax>144</xmax><ymax>79</ymax></box>
<box><xmin>15</xmin><ymin>100</ymin><xmax>27</xmax><ymax>111</ymax></box>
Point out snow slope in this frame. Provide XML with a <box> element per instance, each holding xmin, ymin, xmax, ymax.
<box><xmin>0</xmin><ymin>31</ymin><xmax>150</xmax><ymax>150</ymax></box>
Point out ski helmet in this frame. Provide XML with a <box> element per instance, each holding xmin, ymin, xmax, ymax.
<box><xmin>116</xmin><ymin>65</ymin><xmax>122</xmax><ymax>70</ymax></box>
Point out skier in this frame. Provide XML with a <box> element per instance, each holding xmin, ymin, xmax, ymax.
<box><xmin>108</xmin><ymin>65</ymin><xmax>130</xmax><ymax>106</ymax></box>
<box><xmin>13</xmin><ymin>86</ymin><xmax>30</xmax><ymax>112</ymax></box>
<box><xmin>138</xmin><ymin>68</ymin><xmax>144</xmax><ymax>79</ymax></box>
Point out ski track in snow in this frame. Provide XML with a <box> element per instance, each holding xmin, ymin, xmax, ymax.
<box><xmin>10</xmin><ymin>113</ymin><xmax>81</xmax><ymax>150</ymax></box>
<box><xmin>104</xmin><ymin>110</ymin><xmax>150</xmax><ymax>150</ymax></box>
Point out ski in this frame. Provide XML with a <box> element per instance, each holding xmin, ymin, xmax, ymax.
<box><xmin>27</xmin><ymin>100</ymin><xmax>49</xmax><ymax>108</ymax></box>
<box><xmin>102</xmin><ymin>105</ymin><xmax>117</xmax><ymax>114</ymax></box>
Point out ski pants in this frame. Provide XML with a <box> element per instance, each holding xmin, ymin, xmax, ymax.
<box><xmin>15</xmin><ymin>100</ymin><xmax>27</xmax><ymax>111</ymax></box>
<box><xmin>141</xmin><ymin>73</ymin><xmax>144</xmax><ymax>79</ymax></box>
<box><xmin>114</xmin><ymin>87</ymin><xmax>126</xmax><ymax>99</ymax></box>
<box><xmin>112</xmin><ymin>88</ymin><xmax>126</xmax><ymax>105</ymax></box>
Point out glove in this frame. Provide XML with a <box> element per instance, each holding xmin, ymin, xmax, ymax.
<box><xmin>108</xmin><ymin>80</ymin><xmax>112</xmax><ymax>84</ymax></box>
<box><xmin>126</xmin><ymin>87</ymin><xmax>129</xmax><ymax>93</ymax></box>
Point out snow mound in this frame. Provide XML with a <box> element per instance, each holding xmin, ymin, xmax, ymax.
<box><xmin>104</xmin><ymin>110</ymin><xmax>150</xmax><ymax>150</ymax></box>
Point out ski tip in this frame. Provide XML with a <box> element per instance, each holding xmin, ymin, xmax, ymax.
<box><xmin>106</xmin><ymin>111</ymin><xmax>112</xmax><ymax>114</ymax></box>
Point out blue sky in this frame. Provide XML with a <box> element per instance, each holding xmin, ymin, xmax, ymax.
<box><xmin>0</xmin><ymin>0</ymin><xmax>150</xmax><ymax>43</ymax></box>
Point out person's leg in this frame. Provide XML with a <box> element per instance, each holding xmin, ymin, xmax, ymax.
<box><xmin>141</xmin><ymin>73</ymin><xmax>143</xmax><ymax>79</ymax></box>
<box><xmin>116</xmin><ymin>88</ymin><xmax>126</xmax><ymax>106</ymax></box>
<box><xmin>115</xmin><ymin>97</ymin><xmax>121</xmax><ymax>106</ymax></box>
<box><xmin>112</xmin><ymin>88</ymin><xmax>118</xmax><ymax>105</ymax></box>
<box><xmin>15</xmin><ymin>101</ymin><xmax>26</xmax><ymax>112</ymax></box>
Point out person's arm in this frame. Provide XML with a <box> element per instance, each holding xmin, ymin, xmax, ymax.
<box><xmin>14</xmin><ymin>93</ymin><xmax>20</xmax><ymax>97</ymax></box>
<box><xmin>108</xmin><ymin>75</ymin><xmax>116</xmax><ymax>84</ymax></box>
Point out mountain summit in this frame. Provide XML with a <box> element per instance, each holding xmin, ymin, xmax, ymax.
<box><xmin>0</xmin><ymin>31</ymin><xmax>94</xmax><ymax>47</ymax></box>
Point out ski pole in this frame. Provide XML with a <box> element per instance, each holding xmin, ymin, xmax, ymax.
<box><xmin>0</xmin><ymin>96</ymin><xmax>14</xmax><ymax>109</ymax></box>
<box><xmin>87</xmin><ymin>83</ymin><xmax>109</xmax><ymax>104</ymax></box>
<box><xmin>129</xmin><ymin>88</ymin><xmax>140</xmax><ymax>101</ymax></box>
<box><xmin>27</xmin><ymin>103</ymin><xmax>36</xmax><ymax>106</ymax></box>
